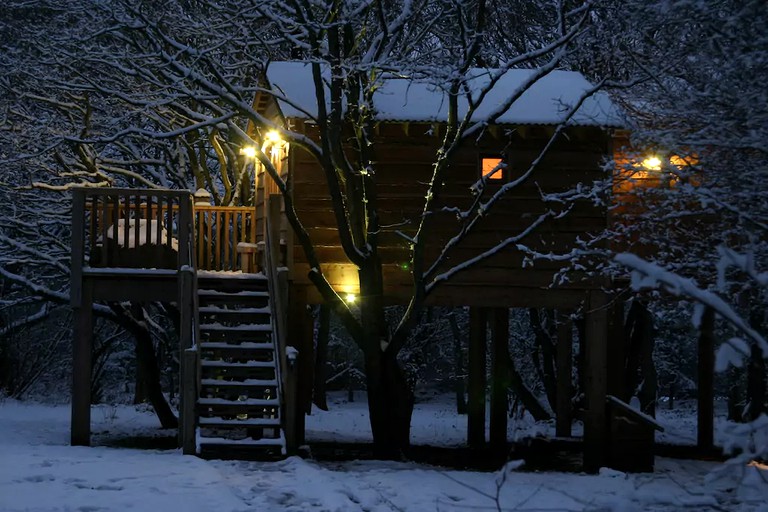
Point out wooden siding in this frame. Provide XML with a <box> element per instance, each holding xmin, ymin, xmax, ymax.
<box><xmin>267</xmin><ymin>123</ymin><xmax>612</xmax><ymax>305</ymax></box>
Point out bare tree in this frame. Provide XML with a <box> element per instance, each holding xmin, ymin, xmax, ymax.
<box><xmin>2</xmin><ymin>0</ymin><xmax>625</xmax><ymax>453</ymax></box>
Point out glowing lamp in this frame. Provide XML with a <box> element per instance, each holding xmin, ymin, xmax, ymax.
<box><xmin>241</xmin><ymin>146</ymin><xmax>257</xmax><ymax>158</ymax></box>
<box><xmin>264</xmin><ymin>130</ymin><xmax>283</xmax><ymax>145</ymax></box>
<box><xmin>345</xmin><ymin>293</ymin><xmax>357</xmax><ymax>304</ymax></box>
<box><xmin>641</xmin><ymin>156</ymin><xmax>662</xmax><ymax>171</ymax></box>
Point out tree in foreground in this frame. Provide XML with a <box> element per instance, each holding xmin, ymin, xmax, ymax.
<box><xmin>2</xmin><ymin>0</ymin><xmax>627</xmax><ymax>453</ymax></box>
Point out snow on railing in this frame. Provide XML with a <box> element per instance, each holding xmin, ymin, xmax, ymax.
<box><xmin>72</xmin><ymin>188</ymin><xmax>257</xmax><ymax>272</ymax></box>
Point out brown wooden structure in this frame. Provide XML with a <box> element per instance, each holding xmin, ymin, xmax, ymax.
<box><xmin>606</xmin><ymin>395</ymin><xmax>665</xmax><ymax>472</ymax></box>
<box><xmin>66</xmin><ymin>64</ymin><xmax>695</xmax><ymax>472</ymax></box>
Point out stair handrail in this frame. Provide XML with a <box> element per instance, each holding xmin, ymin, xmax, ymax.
<box><xmin>264</xmin><ymin>193</ymin><xmax>296</xmax><ymax>452</ymax></box>
<box><xmin>178</xmin><ymin>193</ymin><xmax>199</xmax><ymax>454</ymax></box>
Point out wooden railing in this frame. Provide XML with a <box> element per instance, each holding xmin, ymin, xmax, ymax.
<box><xmin>264</xmin><ymin>194</ymin><xmax>296</xmax><ymax>452</ymax></box>
<box><xmin>74</xmin><ymin>188</ymin><xmax>258</xmax><ymax>272</ymax></box>
<box><xmin>194</xmin><ymin>205</ymin><xmax>257</xmax><ymax>272</ymax></box>
<box><xmin>73</xmin><ymin>188</ymin><xmax>193</xmax><ymax>272</ymax></box>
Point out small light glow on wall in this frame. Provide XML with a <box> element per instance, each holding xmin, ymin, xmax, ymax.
<box><xmin>482</xmin><ymin>157</ymin><xmax>503</xmax><ymax>180</ymax></box>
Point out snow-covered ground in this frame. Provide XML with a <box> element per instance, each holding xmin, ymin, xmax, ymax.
<box><xmin>0</xmin><ymin>396</ymin><xmax>766</xmax><ymax>511</ymax></box>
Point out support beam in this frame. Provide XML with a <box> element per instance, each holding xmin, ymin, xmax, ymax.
<box><xmin>71</xmin><ymin>281</ymin><xmax>93</xmax><ymax>446</ymax></box>
<box><xmin>490</xmin><ymin>308</ymin><xmax>510</xmax><ymax>450</ymax></box>
<box><xmin>468</xmin><ymin>307</ymin><xmax>488</xmax><ymax>449</ymax></box>
<box><xmin>178</xmin><ymin>267</ymin><xmax>197</xmax><ymax>452</ymax></box>
<box><xmin>555</xmin><ymin>312</ymin><xmax>573</xmax><ymax>437</ymax></box>
<box><xmin>697</xmin><ymin>306</ymin><xmax>715</xmax><ymax>450</ymax></box>
<box><xmin>583</xmin><ymin>290</ymin><xmax>608</xmax><ymax>472</ymax></box>
<box><xmin>288</xmin><ymin>286</ymin><xmax>313</xmax><ymax>445</ymax></box>
<box><xmin>606</xmin><ymin>299</ymin><xmax>626</xmax><ymax>399</ymax></box>
<box><xmin>181</xmin><ymin>348</ymin><xmax>198</xmax><ymax>455</ymax></box>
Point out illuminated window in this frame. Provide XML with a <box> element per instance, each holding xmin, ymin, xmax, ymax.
<box><xmin>481</xmin><ymin>157</ymin><xmax>504</xmax><ymax>180</ymax></box>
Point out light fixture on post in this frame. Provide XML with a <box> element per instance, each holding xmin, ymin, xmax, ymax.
<box><xmin>240</xmin><ymin>146</ymin><xmax>257</xmax><ymax>159</ymax></box>
<box><xmin>263</xmin><ymin>130</ymin><xmax>283</xmax><ymax>146</ymax></box>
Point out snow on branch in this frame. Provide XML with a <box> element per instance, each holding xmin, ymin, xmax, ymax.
<box><xmin>615</xmin><ymin>252</ymin><xmax>768</xmax><ymax>357</ymax></box>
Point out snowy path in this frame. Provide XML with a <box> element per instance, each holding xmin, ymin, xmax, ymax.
<box><xmin>1</xmin><ymin>399</ymin><xmax>766</xmax><ymax>511</ymax></box>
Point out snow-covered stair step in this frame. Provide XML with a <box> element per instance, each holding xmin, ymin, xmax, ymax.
<box><xmin>201</xmin><ymin>360</ymin><xmax>275</xmax><ymax>369</ymax></box>
<box><xmin>198</xmin><ymin>289</ymin><xmax>269</xmax><ymax>297</ymax></box>
<box><xmin>199</xmin><ymin>417</ymin><xmax>281</xmax><ymax>428</ymax></box>
<box><xmin>199</xmin><ymin>323</ymin><xmax>272</xmax><ymax>343</ymax></box>
<box><xmin>197</xmin><ymin>271</ymin><xmax>266</xmax><ymax>280</ymax></box>
<box><xmin>200</xmin><ymin>359</ymin><xmax>275</xmax><ymax>368</ymax></box>
<box><xmin>199</xmin><ymin>437</ymin><xmax>284</xmax><ymax>447</ymax></box>
<box><xmin>198</xmin><ymin>436</ymin><xmax>285</xmax><ymax>448</ymax></box>
<box><xmin>197</xmin><ymin>289</ymin><xmax>270</xmax><ymax>308</ymax></box>
<box><xmin>200</xmin><ymin>378</ymin><xmax>277</xmax><ymax>387</ymax></box>
<box><xmin>200</xmin><ymin>323</ymin><xmax>272</xmax><ymax>332</ymax></box>
<box><xmin>198</xmin><ymin>306</ymin><xmax>270</xmax><ymax>314</ymax></box>
<box><xmin>198</xmin><ymin>397</ymin><xmax>280</xmax><ymax>407</ymax></box>
<box><xmin>199</xmin><ymin>342</ymin><xmax>274</xmax><ymax>350</ymax></box>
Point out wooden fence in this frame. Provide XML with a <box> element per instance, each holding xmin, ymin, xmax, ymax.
<box><xmin>194</xmin><ymin>205</ymin><xmax>257</xmax><ymax>272</ymax></box>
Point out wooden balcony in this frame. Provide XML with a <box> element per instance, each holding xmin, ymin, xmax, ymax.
<box><xmin>71</xmin><ymin>188</ymin><xmax>259</xmax><ymax>277</ymax></box>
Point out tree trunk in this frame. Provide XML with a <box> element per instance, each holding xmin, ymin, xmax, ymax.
<box><xmin>448</xmin><ymin>311</ymin><xmax>467</xmax><ymax>414</ymax></box>
<box><xmin>128</xmin><ymin>304</ymin><xmax>177</xmax><ymax>429</ymax></box>
<box><xmin>745</xmin><ymin>344</ymin><xmax>766</xmax><ymax>421</ymax></box>
<box><xmin>529</xmin><ymin>308</ymin><xmax>557</xmax><ymax>410</ymax></box>
<box><xmin>727</xmin><ymin>367</ymin><xmax>742</xmax><ymax>422</ymax></box>
<box><xmin>365</xmin><ymin>349</ymin><xmax>414</xmax><ymax>458</ymax></box>
<box><xmin>313</xmin><ymin>305</ymin><xmax>330</xmax><ymax>411</ymax></box>
<box><xmin>636</xmin><ymin>304</ymin><xmax>657</xmax><ymax>417</ymax></box>
<box><xmin>133</xmin><ymin>344</ymin><xmax>149</xmax><ymax>404</ymax></box>
<box><xmin>508</xmin><ymin>354</ymin><xmax>551</xmax><ymax>421</ymax></box>
<box><xmin>744</xmin><ymin>308</ymin><xmax>766</xmax><ymax>421</ymax></box>
<box><xmin>358</xmin><ymin>257</ymin><xmax>413</xmax><ymax>457</ymax></box>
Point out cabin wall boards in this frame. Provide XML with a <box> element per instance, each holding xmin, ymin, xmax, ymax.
<box><xmin>270</xmin><ymin>122</ymin><xmax>612</xmax><ymax>305</ymax></box>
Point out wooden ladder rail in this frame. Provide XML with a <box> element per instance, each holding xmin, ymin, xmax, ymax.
<box><xmin>264</xmin><ymin>194</ymin><xmax>297</xmax><ymax>453</ymax></box>
<box><xmin>178</xmin><ymin>195</ymin><xmax>200</xmax><ymax>455</ymax></box>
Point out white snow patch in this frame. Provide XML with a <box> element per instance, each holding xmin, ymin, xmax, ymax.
<box><xmin>266</xmin><ymin>61</ymin><xmax>624</xmax><ymax>127</ymax></box>
<box><xmin>0</xmin><ymin>397</ymin><xmax>764</xmax><ymax>511</ymax></box>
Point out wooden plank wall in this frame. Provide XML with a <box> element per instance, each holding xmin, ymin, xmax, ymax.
<box><xmin>270</xmin><ymin>122</ymin><xmax>611</xmax><ymax>306</ymax></box>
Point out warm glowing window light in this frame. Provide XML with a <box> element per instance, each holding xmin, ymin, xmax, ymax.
<box><xmin>482</xmin><ymin>157</ymin><xmax>503</xmax><ymax>180</ymax></box>
<box><xmin>641</xmin><ymin>155</ymin><xmax>662</xmax><ymax>171</ymax></box>
<box><xmin>669</xmin><ymin>154</ymin><xmax>698</xmax><ymax>167</ymax></box>
<box><xmin>241</xmin><ymin>146</ymin><xmax>257</xmax><ymax>158</ymax></box>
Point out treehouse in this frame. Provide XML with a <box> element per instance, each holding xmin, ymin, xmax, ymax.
<box><xmin>68</xmin><ymin>62</ymin><xmax>670</xmax><ymax>472</ymax></box>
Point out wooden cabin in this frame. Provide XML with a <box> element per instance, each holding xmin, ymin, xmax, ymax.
<box><xmin>68</xmin><ymin>62</ymin><xmax>669</xmax><ymax>471</ymax></box>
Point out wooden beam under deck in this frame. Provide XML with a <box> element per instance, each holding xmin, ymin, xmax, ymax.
<box><xmin>82</xmin><ymin>268</ymin><xmax>181</xmax><ymax>302</ymax></box>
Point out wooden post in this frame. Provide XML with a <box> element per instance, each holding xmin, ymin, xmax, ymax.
<box><xmin>555</xmin><ymin>312</ymin><xmax>573</xmax><ymax>437</ymax></box>
<box><xmin>287</xmin><ymin>286</ymin><xmax>313</xmax><ymax>445</ymax></box>
<box><xmin>468</xmin><ymin>307</ymin><xmax>487</xmax><ymax>449</ymax></box>
<box><xmin>607</xmin><ymin>299</ymin><xmax>626</xmax><ymax>399</ymax></box>
<box><xmin>178</xmin><ymin>268</ymin><xmax>194</xmax><ymax>449</ymax></box>
<box><xmin>181</xmin><ymin>348</ymin><xmax>198</xmax><ymax>455</ymax></box>
<box><xmin>178</xmin><ymin>194</ymin><xmax>192</xmax><ymax>268</ymax></box>
<box><xmin>697</xmin><ymin>306</ymin><xmax>715</xmax><ymax>450</ymax></box>
<box><xmin>490</xmin><ymin>308</ymin><xmax>510</xmax><ymax>450</ymax></box>
<box><xmin>71</xmin><ymin>280</ymin><xmax>93</xmax><ymax>446</ymax></box>
<box><xmin>583</xmin><ymin>290</ymin><xmax>608</xmax><ymax>472</ymax></box>
<box><xmin>70</xmin><ymin>189</ymin><xmax>85</xmax><ymax>307</ymax></box>
<box><xmin>283</xmin><ymin>353</ymin><xmax>299</xmax><ymax>454</ymax></box>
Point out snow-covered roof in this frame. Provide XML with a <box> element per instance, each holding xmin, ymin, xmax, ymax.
<box><xmin>264</xmin><ymin>61</ymin><xmax>623</xmax><ymax>128</ymax></box>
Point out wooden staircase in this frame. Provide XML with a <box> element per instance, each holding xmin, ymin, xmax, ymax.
<box><xmin>193</xmin><ymin>272</ymin><xmax>286</xmax><ymax>459</ymax></box>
